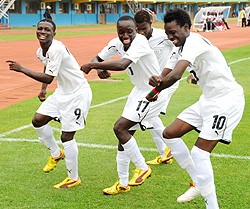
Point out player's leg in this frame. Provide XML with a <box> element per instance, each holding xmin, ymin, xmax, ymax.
<box><xmin>53</xmin><ymin>131</ymin><xmax>81</xmax><ymax>189</ymax></box>
<box><xmin>103</xmin><ymin>117</ymin><xmax>151</xmax><ymax>195</ymax></box>
<box><xmin>189</xmin><ymin>92</ymin><xmax>244</xmax><ymax>208</ymax></box>
<box><xmin>53</xmin><ymin>85</ymin><xmax>92</xmax><ymax>189</ymax></box>
<box><xmin>103</xmin><ymin>141</ymin><xmax>131</xmax><ymax>195</ymax></box>
<box><xmin>32</xmin><ymin>113</ymin><xmax>63</xmax><ymax>172</ymax></box>
<box><xmin>163</xmin><ymin>118</ymin><xmax>198</xmax><ymax>188</ymax></box>
<box><xmin>147</xmin><ymin>117</ymin><xmax>173</xmax><ymax>165</ymax></box>
<box><xmin>191</xmin><ymin>138</ymin><xmax>219</xmax><ymax>209</ymax></box>
<box><xmin>114</xmin><ymin>117</ymin><xmax>151</xmax><ymax>186</ymax></box>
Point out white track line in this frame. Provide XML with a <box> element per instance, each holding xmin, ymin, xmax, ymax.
<box><xmin>1</xmin><ymin>57</ymin><xmax>249</xmax><ymax>160</ymax></box>
<box><xmin>228</xmin><ymin>57</ymin><xmax>250</xmax><ymax>65</ymax></box>
<box><xmin>0</xmin><ymin>137</ymin><xmax>249</xmax><ymax>160</ymax></box>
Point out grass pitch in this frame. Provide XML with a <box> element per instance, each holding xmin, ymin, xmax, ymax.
<box><xmin>0</xmin><ymin>43</ymin><xmax>250</xmax><ymax>208</ymax></box>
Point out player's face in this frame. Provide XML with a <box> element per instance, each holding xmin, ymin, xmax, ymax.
<box><xmin>164</xmin><ymin>20</ymin><xmax>189</xmax><ymax>47</ymax></box>
<box><xmin>136</xmin><ymin>22</ymin><xmax>152</xmax><ymax>40</ymax></box>
<box><xmin>117</xmin><ymin>20</ymin><xmax>136</xmax><ymax>51</ymax></box>
<box><xmin>36</xmin><ymin>21</ymin><xmax>55</xmax><ymax>45</ymax></box>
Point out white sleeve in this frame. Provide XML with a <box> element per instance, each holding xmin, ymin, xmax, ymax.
<box><xmin>44</xmin><ymin>46</ymin><xmax>64</xmax><ymax>77</ymax></box>
<box><xmin>179</xmin><ymin>34</ymin><xmax>210</xmax><ymax>65</ymax></box>
<box><xmin>164</xmin><ymin>47</ymin><xmax>180</xmax><ymax>69</ymax></box>
<box><xmin>98</xmin><ymin>38</ymin><xmax>119</xmax><ymax>61</ymax></box>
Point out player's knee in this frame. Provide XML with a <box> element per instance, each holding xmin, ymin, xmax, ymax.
<box><xmin>162</xmin><ymin>127</ymin><xmax>176</xmax><ymax>139</ymax></box>
<box><xmin>61</xmin><ymin>132</ymin><xmax>74</xmax><ymax>143</ymax></box>
<box><xmin>113</xmin><ymin>122</ymin><xmax>122</xmax><ymax>136</ymax></box>
<box><xmin>32</xmin><ymin>115</ymin><xmax>41</xmax><ymax>127</ymax></box>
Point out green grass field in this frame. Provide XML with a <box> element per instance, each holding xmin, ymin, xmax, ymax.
<box><xmin>0</xmin><ymin>32</ymin><xmax>250</xmax><ymax>208</ymax></box>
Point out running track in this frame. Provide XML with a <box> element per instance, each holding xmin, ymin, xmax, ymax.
<box><xmin>0</xmin><ymin>22</ymin><xmax>250</xmax><ymax>109</ymax></box>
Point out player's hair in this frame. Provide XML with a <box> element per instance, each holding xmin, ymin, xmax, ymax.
<box><xmin>134</xmin><ymin>10</ymin><xmax>151</xmax><ymax>23</ymax></box>
<box><xmin>117</xmin><ymin>15</ymin><xmax>136</xmax><ymax>25</ymax></box>
<box><xmin>164</xmin><ymin>8</ymin><xmax>191</xmax><ymax>29</ymax></box>
<box><xmin>37</xmin><ymin>19</ymin><xmax>56</xmax><ymax>32</ymax></box>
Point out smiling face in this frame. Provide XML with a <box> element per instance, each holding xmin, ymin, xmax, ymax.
<box><xmin>136</xmin><ymin>21</ymin><xmax>152</xmax><ymax>40</ymax></box>
<box><xmin>164</xmin><ymin>20</ymin><xmax>189</xmax><ymax>47</ymax></box>
<box><xmin>117</xmin><ymin>19</ymin><xmax>136</xmax><ymax>51</ymax></box>
<box><xmin>36</xmin><ymin>21</ymin><xmax>56</xmax><ymax>46</ymax></box>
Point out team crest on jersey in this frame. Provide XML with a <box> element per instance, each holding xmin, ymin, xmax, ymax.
<box><xmin>154</xmin><ymin>49</ymin><xmax>162</xmax><ymax>55</ymax></box>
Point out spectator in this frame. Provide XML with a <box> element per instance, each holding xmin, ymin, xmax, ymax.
<box><xmin>219</xmin><ymin>12</ymin><xmax>230</xmax><ymax>29</ymax></box>
<box><xmin>205</xmin><ymin>12</ymin><xmax>214</xmax><ymax>32</ymax></box>
<box><xmin>240</xmin><ymin>8</ymin><xmax>247</xmax><ymax>27</ymax></box>
<box><xmin>232</xmin><ymin>10</ymin><xmax>236</xmax><ymax>18</ymax></box>
<box><xmin>200</xmin><ymin>12</ymin><xmax>207</xmax><ymax>31</ymax></box>
<box><xmin>247</xmin><ymin>13</ymin><xmax>250</xmax><ymax>26</ymax></box>
<box><xmin>44</xmin><ymin>6</ymin><xmax>52</xmax><ymax>20</ymax></box>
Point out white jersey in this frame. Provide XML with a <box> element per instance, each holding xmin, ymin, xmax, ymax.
<box><xmin>37</xmin><ymin>39</ymin><xmax>89</xmax><ymax>95</ymax></box>
<box><xmin>98</xmin><ymin>34</ymin><xmax>161</xmax><ymax>90</ymax></box>
<box><xmin>166</xmin><ymin>32</ymin><xmax>243</xmax><ymax>100</ymax></box>
<box><xmin>149</xmin><ymin>27</ymin><xmax>179</xmax><ymax>92</ymax></box>
<box><xmin>149</xmin><ymin>28</ymin><xmax>174</xmax><ymax>70</ymax></box>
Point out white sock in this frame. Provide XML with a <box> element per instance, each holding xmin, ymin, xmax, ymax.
<box><xmin>34</xmin><ymin>124</ymin><xmax>60</xmax><ymax>158</ymax></box>
<box><xmin>191</xmin><ymin>146</ymin><xmax>219</xmax><ymax>209</ymax></box>
<box><xmin>116</xmin><ymin>150</ymin><xmax>130</xmax><ymax>186</ymax></box>
<box><xmin>163</xmin><ymin>137</ymin><xmax>198</xmax><ymax>186</ymax></box>
<box><xmin>205</xmin><ymin>192</ymin><xmax>219</xmax><ymax>209</ymax></box>
<box><xmin>62</xmin><ymin>139</ymin><xmax>78</xmax><ymax>181</ymax></box>
<box><xmin>122</xmin><ymin>136</ymin><xmax>148</xmax><ymax>171</ymax></box>
<box><xmin>151</xmin><ymin>117</ymin><xmax>166</xmax><ymax>158</ymax></box>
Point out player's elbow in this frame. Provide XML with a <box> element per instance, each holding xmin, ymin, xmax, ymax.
<box><xmin>44</xmin><ymin>75</ymin><xmax>54</xmax><ymax>84</ymax></box>
<box><xmin>120</xmin><ymin>63</ymin><xmax>128</xmax><ymax>70</ymax></box>
<box><xmin>119</xmin><ymin>59</ymin><xmax>131</xmax><ymax>70</ymax></box>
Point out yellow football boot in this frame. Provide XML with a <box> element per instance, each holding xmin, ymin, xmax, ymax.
<box><xmin>53</xmin><ymin>177</ymin><xmax>81</xmax><ymax>189</ymax></box>
<box><xmin>43</xmin><ymin>149</ymin><xmax>65</xmax><ymax>173</ymax></box>
<box><xmin>103</xmin><ymin>181</ymin><xmax>130</xmax><ymax>195</ymax></box>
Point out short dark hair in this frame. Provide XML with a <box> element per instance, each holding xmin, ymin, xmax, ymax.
<box><xmin>37</xmin><ymin>19</ymin><xmax>56</xmax><ymax>32</ymax></box>
<box><xmin>164</xmin><ymin>8</ymin><xmax>191</xmax><ymax>29</ymax></box>
<box><xmin>134</xmin><ymin>10</ymin><xmax>151</xmax><ymax>23</ymax></box>
<box><xmin>117</xmin><ymin>15</ymin><xmax>136</xmax><ymax>25</ymax></box>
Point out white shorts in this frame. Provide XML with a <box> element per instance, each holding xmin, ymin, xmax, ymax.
<box><xmin>178</xmin><ymin>89</ymin><xmax>245</xmax><ymax>144</ymax></box>
<box><xmin>160</xmin><ymin>81</ymin><xmax>179</xmax><ymax>115</ymax></box>
<box><xmin>37</xmin><ymin>86</ymin><xmax>92</xmax><ymax>132</ymax></box>
<box><xmin>122</xmin><ymin>86</ymin><xmax>169</xmax><ymax>131</ymax></box>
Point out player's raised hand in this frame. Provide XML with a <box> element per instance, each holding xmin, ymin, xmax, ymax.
<box><xmin>149</xmin><ymin>75</ymin><xmax>161</xmax><ymax>87</ymax></box>
<box><xmin>97</xmin><ymin>69</ymin><xmax>111</xmax><ymax>79</ymax></box>
<box><xmin>6</xmin><ymin>60</ymin><xmax>23</xmax><ymax>72</ymax></box>
<box><xmin>80</xmin><ymin>63</ymin><xmax>92</xmax><ymax>74</ymax></box>
<box><xmin>38</xmin><ymin>89</ymin><xmax>47</xmax><ymax>102</ymax></box>
<box><xmin>187</xmin><ymin>74</ymin><xmax>197</xmax><ymax>84</ymax></box>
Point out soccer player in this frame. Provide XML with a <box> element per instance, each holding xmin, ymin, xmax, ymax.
<box><xmin>134</xmin><ymin>9</ymin><xmax>178</xmax><ymax>165</ymax></box>
<box><xmin>81</xmin><ymin>15</ymin><xmax>169</xmax><ymax>195</ymax></box>
<box><xmin>6</xmin><ymin>19</ymin><xmax>92</xmax><ymax>189</ymax></box>
<box><xmin>146</xmin><ymin>9</ymin><xmax>245</xmax><ymax>209</ymax></box>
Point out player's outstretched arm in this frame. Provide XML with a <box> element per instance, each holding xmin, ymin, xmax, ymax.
<box><xmin>38</xmin><ymin>83</ymin><xmax>48</xmax><ymax>102</ymax></box>
<box><xmin>81</xmin><ymin>58</ymin><xmax>132</xmax><ymax>74</ymax></box>
<box><xmin>38</xmin><ymin>66</ymin><xmax>48</xmax><ymax>102</ymax></box>
<box><xmin>6</xmin><ymin>60</ymin><xmax>54</xmax><ymax>84</ymax></box>
<box><xmin>91</xmin><ymin>55</ymin><xmax>111</xmax><ymax>79</ymax></box>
